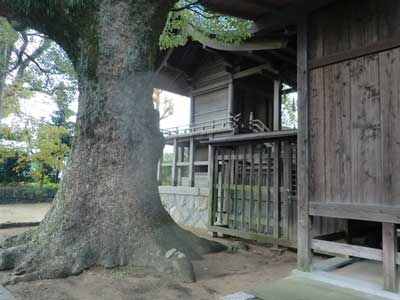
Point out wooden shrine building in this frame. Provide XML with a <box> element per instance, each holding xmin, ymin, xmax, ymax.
<box><xmin>156</xmin><ymin>0</ymin><xmax>400</xmax><ymax>294</ymax></box>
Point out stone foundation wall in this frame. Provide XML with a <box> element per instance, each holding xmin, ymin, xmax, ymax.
<box><xmin>159</xmin><ymin>186</ymin><xmax>209</xmax><ymax>229</ymax></box>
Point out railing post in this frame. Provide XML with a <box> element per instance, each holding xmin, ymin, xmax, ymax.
<box><xmin>273</xmin><ymin>80</ymin><xmax>282</xmax><ymax>131</ymax></box>
<box><xmin>189</xmin><ymin>137</ymin><xmax>195</xmax><ymax>187</ymax></box>
<box><xmin>171</xmin><ymin>139</ymin><xmax>178</xmax><ymax>186</ymax></box>
<box><xmin>177</xmin><ymin>145</ymin><xmax>183</xmax><ymax>186</ymax></box>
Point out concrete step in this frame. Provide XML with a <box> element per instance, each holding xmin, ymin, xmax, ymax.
<box><xmin>0</xmin><ymin>286</ymin><xmax>15</xmax><ymax>300</ymax></box>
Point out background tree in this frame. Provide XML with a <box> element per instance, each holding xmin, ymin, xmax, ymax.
<box><xmin>0</xmin><ymin>0</ymin><xmax>250</xmax><ymax>284</ymax></box>
<box><xmin>0</xmin><ymin>18</ymin><xmax>18</xmax><ymax>120</ymax></box>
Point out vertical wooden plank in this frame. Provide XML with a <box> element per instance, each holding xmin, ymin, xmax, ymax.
<box><xmin>225</xmin><ymin>150</ymin><xmax>233</xmax><ymax>226</ymax></box>
<box><xmin>249</xmin><ymin>144</ymin><xmax>255</xmax><ymax>230</ymax></box>
<box><xmin>350</xmin><ymin>54</ymin><xmax>382</xmax><ymax>205</ymax></box>
<box><xmin>323</xmin><ymin>64</ymin><xmax>336</xmax><ymax>204</ymax></box>
<box><xmin>171</xmin><ymin>139</ymin><xmax>178</xmax><ymax>186</ymax></box>
<box><xmin>266</xmin><ymin>147</ymin><xmax>271</xmax><ymax>233</ymax></box>
<box><xmin>309</xmin><ymin>68</ymin><xmax>325</xmax><ymax>206</ymax></box>
<box><xmin>382</xmin><ymin>223</ymin><xmax>398</xmax><ymax>292</ymax></box>
<box><xmin>234</xmin><ymin>148</ymin><xmax>239</xmax><ymax>229</ymax></box>
<box><xmin>273</xmin><ymin>142</ymin><xmax>280</xmax><ymax>240</ymax></box>
<box><xmin>220</xmin><ymin>150</ymin><xmax>226</xmax><ymax>223</ymax></box>
<box><xmin>379</xmin><ymin>48</ymin><xmax>400</xmax><ymax>206</ymax></box>
<box><xmin>337</xmin><ymin>61</ymin><xmax>352</xmax><ymax>204</ymax></box>
<box><xmin>273</xmin><ymin>80</ymin><xmax>282</xmax><ymax>131</ymax></box>
<box><xmin>297</xmin><ymin>17</ymin><xmax>312</xmax><ymax>272</ymax></box>
<box><xmin>241</xmin><ymin>146</ymin><xmax>247</xmax><ymax>229</ymax></box>
<box><xmin>257</xmin><ymin>146</ymin><xmax>263</xmax><ymax>233</ymax></box>
<box><xmin>207</xmin><ymin>145</ymin><xmax>215</xmax><ymax>227</ymax></box>
<box><xmin>213</xmin><ymin>149</ymin><xmax>220</xmax><ymax>225</ymax></box>
<box><xmin>282</xmin><ymin>142</ymin><xmax>292</xmax><ymax>240</ymax></box>
<box><xmin>188</xmin><ymin>137</ymin><xmax>195</xmax><ymax>187</ymax></box>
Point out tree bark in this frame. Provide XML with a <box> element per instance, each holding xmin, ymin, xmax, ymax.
<box><xmin>0</xmin><ymin>0</ymin><xmax>222</xmax><ymax>283</ymax></box>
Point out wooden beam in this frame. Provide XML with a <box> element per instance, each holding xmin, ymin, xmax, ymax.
<box><xmin>209</xmin><ymin>225</ymin><xmax>296</xmax><ymax>249</ymax></box>
<box><xmin>187</xmin><ymin>25</ymin><xmax>286</xmax><ymax>51</ymax></box>
<box><xmin>309</xmin><ymin>33</ymin><xmax>400</xmax><ymax>70</ymax></box>
<box><xmin>296</xmin><ymin>17</ymin><xmax>312</xmax><ymax>272</ymax></box>
<box><xmin>208</xmin><ymin>130</ymin><xmax>297</xmax><ymax>145</ymax></box>
<box><xmin>309</xmin><ymin>202</ymin><xmax>400</xmax><ymax>224</ymax></box>
<box><xmin>233</xmin><ymin>63</ymin><xmax>278</xmax><ymax>80</ymax></box>
<box><xmin>312</xmin><ymin>240</ymin><xmax>383</xmax><ymax>262</ymax></box>
<box><xmin>188</xmin><ymin>137</ymin><xmax>195</xmax><ymax>187</ymax></box>
<box><xmin>382</xmin><ymin>223</ymin><xmax>398</xmax><ymax>292</ymax></box>
<box><xmin>202</xmin><ymin>0</ymin><xmax>279</xmax><ymax>21</ymax></box>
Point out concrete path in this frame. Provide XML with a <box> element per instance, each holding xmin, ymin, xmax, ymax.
<box><xmin>0</xmin><ymin>203</ymin><xmax>50</xmax><ymax>225</ymax></box>
<box><xmin>0</xmin><ymin>286</ymin><xmax>15</xmax><ymax>300</ymax></box>
<box><xmin>222</xmin><ymin>275</ymin><xmax>392</xmax><ymax>300</ymax></box>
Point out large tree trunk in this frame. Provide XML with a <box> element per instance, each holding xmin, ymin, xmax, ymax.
<box><xmin>0</xmin><ymin>0</ymin><xmax>221</xmax><ymax>283</ymax></box>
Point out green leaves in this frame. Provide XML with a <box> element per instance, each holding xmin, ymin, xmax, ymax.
<box><xmin>160</xmin><ymin>0</ymin><xmax>252</xmax><ymax>49</ymax></box>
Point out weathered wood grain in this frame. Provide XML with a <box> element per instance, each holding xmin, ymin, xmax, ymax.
<box><xmin>382</xmin><ymin>222</ymin><xmax>398</xmax><ymax>292</ymax></box>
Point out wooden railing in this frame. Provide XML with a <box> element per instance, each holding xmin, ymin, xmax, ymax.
<box><xmin>161</xmin><ymin>117</ymin><xmax>232</xmax><ymax>138</ymax></box>
<box><xmin>208</xmin><ymin>131</ymin><xmax>298</xmax><ymax>247</ymax></box>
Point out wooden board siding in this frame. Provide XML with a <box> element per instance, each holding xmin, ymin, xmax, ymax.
<box><xmin>309</xmin><ymin>0</ymin><xmax>400</xmax><ymax>62</ymax></box>
<box><xmin>307</xmin><ymin>0</ymin><xmax>400</xmax><ymax>222</ymax></box>
<box><xmin>192</xmin><ymin>56</ymin><xmax>231</xmax><ymax>90</ymax></box>
<box><xmin>193</xmin><ymin>88</ymin><xmax>229</xmax><ymax>124</ymax></box>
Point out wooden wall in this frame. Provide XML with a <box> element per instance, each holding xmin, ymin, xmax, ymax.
<box><xmin>193</xmin><ymin>88</ymin><xmax>229</xmax><ymax>124</ymax></box>
<box><xmin>307</xmin><ymin>0</ymin><xmax>400</xmax><ymax>222</ymax></box>
<box><xmin>191</xmin><ymin>55</ymin><xmax>231</xmax><ymax>124</ymax></box>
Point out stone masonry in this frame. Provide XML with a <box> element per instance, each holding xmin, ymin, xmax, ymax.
<box><xmin>159</xmin><ymin>186</ymin><xmax>209</xmax><ymax>229</ymax></box>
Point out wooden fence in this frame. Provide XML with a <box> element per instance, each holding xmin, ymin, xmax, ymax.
<box><xmin>208</xmin><ymin>137</ymin><xmax>298</xmax><ymax>247</ymax></box>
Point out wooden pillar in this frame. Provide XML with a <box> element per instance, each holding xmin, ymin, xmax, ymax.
<box><xmin>188</xmin><ymin>137</ymin><xmax>195</xmax><ymax>187</ymax></box>
<box><xmin>177</xmin><ymin>145</ymin><xmax>183</xmax><ymax>185</ymax></box>
<box><xmin>207</xmin><ymin>144</ymin><xmax>215</xmax><ymax>228</ymax></box>
<box><xmin>171</xmin><ymin>139</ymin><xmax>178</xmax><ymax>186</ymax></box>
<box><xmin>189</xmin><ymin>96</ymin><xmax>194</xmax><ymax>125</ymax></box>
<box><xmin>273</xmin><ymin>80</ymin><xmax>282</xmax><ymax>131</ymax></box>
<box><xmin>228</xmin><ymin>82</ymin><xmax>234</xmax><ymax>116</ymax></box>
<box><xmin>297</xmin><ymin>16</ymin><xmax>313</xmax><ymax>272</ymax></box>
<box><xmin>382</xmin><ymin>223</ymin><xmax>398</xmax><ymax>292</ymax></box>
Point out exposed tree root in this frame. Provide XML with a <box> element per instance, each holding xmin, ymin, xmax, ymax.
<box><xmin>0</xmin><ymin>217</ymin><xmax>225</xmax><ymax>285</ymax></box>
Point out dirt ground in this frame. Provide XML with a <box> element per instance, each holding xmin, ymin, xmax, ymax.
<box><xmin>0</xmin><ymin>227</ymin><xmax>297</xmax><ymax>300</ymax></box>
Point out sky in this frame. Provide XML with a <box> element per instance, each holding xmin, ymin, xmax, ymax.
<box><xmin>3</xmin><ymin>90</ymin><xmax>190</xmax><ymax>141</ymax></box>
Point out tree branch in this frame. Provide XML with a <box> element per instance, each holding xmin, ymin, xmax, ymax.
<box><xmin>172</xmin><ymin>0</ymin><xmax>203</xmax><ymax>12</ymax></box>
<box><xmin>16</xmin><ymin>38</ymin><xmax>52</xmax><ymax>78</ymax></box>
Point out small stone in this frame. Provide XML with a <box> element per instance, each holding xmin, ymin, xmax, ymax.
<box><xmin>165</xmin><ymin>248</ymin><xmax>177</xmax><ymax>259</ymax></box>
<box><xmin>172</xmin><ymin>255</ymin><xmax>196</xmax><ymax>283</ymax></box>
